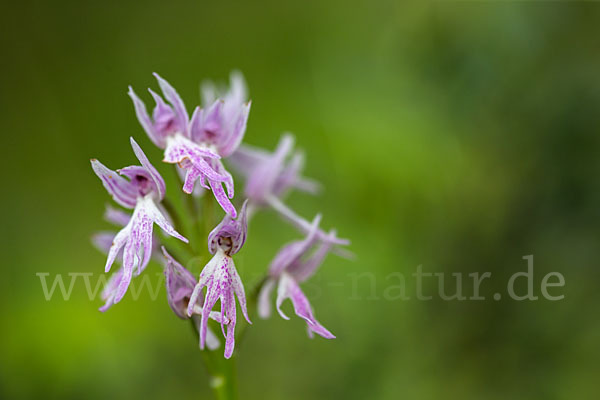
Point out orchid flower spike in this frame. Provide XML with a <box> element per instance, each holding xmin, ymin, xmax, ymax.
<box><xmin>128</xmin><ymin>73</ymin><xmax>251</xmax><ymax>217</ymax></box>
<box><xmin>91</xmin><ymin>138</ymin><xmax>188</xmax><ymax>310</ymax></box>
<box><xmin>258</xmin><ymin>215</ymin><xmax>337</xmax><ymax>339</ymax></box>
<box><xmin>186</xmin><ymin>200</ymin><xmax>251</xmax><ymax>358</ymax></box>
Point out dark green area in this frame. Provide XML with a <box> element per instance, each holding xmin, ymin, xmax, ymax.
<box><xmin>2</xmin><ymin>1</ymin><xmax>599</xmax><ymax>399</ymax></box>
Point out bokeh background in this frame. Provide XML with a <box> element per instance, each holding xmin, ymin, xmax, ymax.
<box><xmin>2</xmin><ymin>1</ymin><xmax>599</xmax><ymax>399</ymax></box>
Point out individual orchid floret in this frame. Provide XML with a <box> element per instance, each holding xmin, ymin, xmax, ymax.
<box><xmin>162</xmin><ymin>247</ymin><xmax>199</xmax><ymax>319</ymax></box>
<box><xmin>181</xmin><ymin>72</ymin><xmax>251</xmax><ymax>212</ymax></box>
<box><xmin>230</xmin><ymin>134</ymin><xmax>350</xmax><ymax>249</ymax></box>
<box><xmin>97</xmin><ymin>203</ymin><xmax>168</xmax><ymax>307</ymax></box>
<box><xmin>186</xmin><ymin>201</ymin><xmax>251</xmax><ymax>359</ymax></box>
<box><xmin>163</xmin><ymin>247</ymin><xmax>228</xmax><ymax>350</ymax></box>
<box><xmin>91</xmin><ymin>137</ymin><xmax>188</xmax><ymax>309</ymax></box>
<box><xmin>128</xmin><ymin>73</ymin><xmax>249</xmax><ymax>217</ymax></box>
<box><xmin>92</xmin><ymin>205</ymin><xmax>162</xmax><ymax>312</ymax></box>
<box><xmin>194</xmin><ymin>71</ymin><xmax>251</xmax><ymax>158</ymax></box>
<box><xmin>229</xmin><ymin>133</ymin><xmax>319</xmax><ymax>206</ymax></box>
<box><xmin>92</xmin><ymin>209</ymin><xmax>126</xmax><ymax>312</ymax></box>
<box><xmin>258</xmin><ymin>215</ymin><xmax>337</xmax><ymax>339</ymax></box>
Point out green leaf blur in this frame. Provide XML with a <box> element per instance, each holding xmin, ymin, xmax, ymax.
<box><xmin>2</xmin><ymin>1</ymin><xmax>599</xmax><ymax>399</ymax></box>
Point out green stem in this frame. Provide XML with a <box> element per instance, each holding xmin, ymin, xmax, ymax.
<box><xmin>189</xmin><ymin>320</ymin><xmax>238</xmax><ymax>400</ymax></box>
<box><xmin>161</xmin><ymin>197</ymin><xmax>185</xmax><ymax>237</ymax></box>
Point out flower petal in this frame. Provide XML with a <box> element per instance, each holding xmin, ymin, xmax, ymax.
<box><xmin>288</xmin><ymin>230</ymin><xmax>336</xmax><ymax>283</ymax></box>
<box><xmin>99</xmin><ymin>269</ymin><xmax>124</xmax><ymax>312</ymax></box>
<box><xmin>208</xmin><ymin>178</ymin><xmax>237</xmax><ymax>218</ymax></box>
<box><xmin>130</xmin><ymin>137</ymin><xmax>166</xmax><ymax>200</ymax></box>
<box><xmin>92</xmin><ymin>232</ymin><xmax>116</xmax><ymax>254</ymax></box>
<box><xmin>104</xmin><ymin>224</ymin><xmax>131</xmax><ymax>273</ymax></box>
<box><xmin>276</xmin><ymin>273</ymin><xmax>335</xmax><ymax>339</ymax></box>
<box><xmin>223</xmin><ymin>289</ymin><xmax>237</xmax><ymax>359</ymax></box>
<box><xmin>153</xmin><ymin>73</ymin><xmax>189</xmax><ymax>137</ymax></box>
<box><xmin>163</xmin><ymin>247</ymin><xmax>197</xmax><ymax>319</ymax></box>
<box><xmin>245</xmin><ymin>134</ymin><xmax>294</xmax><ymax>203</ymax></box>
<box><xmin>228</xmin><ymin>258</ymin><xmax>251</xmax><ymax>324</ymax></box>
<box><xmin>269</xmin><ymin>214</ymin><xmax>321</xmax><ymax>276</ymax></box>
<box><xmin>142</xmin><ymin>197</ymin><xmax>188</xmax><ymax>243</ymax></box>
<box><xmin>257</xmin><ymin>278</ymin><xmax>275</xmax><ymax>319</ymax></box>
<box><xmin>104</xmin><ymin>205</ymin><xmax>131</xmax><ymax>227</ymax></box>
<box><xmin>128</xmin><ymin>86</ymin><xmax>164</xmax><ymax>148</ymax></box>
<box><xmin>220</xmin><ymin>100</ymin><xmax>251</xmax><ymax>157</ymax></box>
<box><xmin>91</xmin><ymin>159</ymin><xmax>137</xmax><ymax>209</ymax></box>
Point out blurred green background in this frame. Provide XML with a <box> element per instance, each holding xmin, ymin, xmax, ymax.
<box><xmin>2</xmin><ymin>0</ymin><xmax>599</xmax><ymax>399</ymax></box>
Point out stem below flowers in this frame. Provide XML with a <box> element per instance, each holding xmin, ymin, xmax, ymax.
<box><xmin>189</xmin><ymin>320</ymin><xmax>238</xmax><ymax>400</ymax></box>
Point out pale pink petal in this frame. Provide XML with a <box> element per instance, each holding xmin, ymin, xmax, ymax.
<box><xmin>92</xmin><ymin>232</ymin><xmax>116</xmax><ymax>254</ymax></box>
<box><xmin>163</xmin><ymin>247</ymin><xmax>197</xmax><ymax>319</ymax></box>
<box><xmin>104</xmin><ymin>205</ymin><xmax>131</xmax><ymax>226</ymax></box>
<box><xmin>91</xmin><ymin>159</ymin><xmax>137</xmax><ymax>209</ymax></box>
<box><xmin>130</xmin><ymin>137</ymin><xmax>166</xmax><ymax>200</ymax></box>
<box><xmin>128</xmin><ymin>86</ymin><xmax>164</xmax><ymax>148</ymax></box>
<box><xmin>99</xmin><ymin>269</ymin><xmax>124</xmax><ymax>312</ymax></box>
<box><xmin>153</xmin><ymin>73</ymin><xmax>189</xmax><ymax>136</ymax></box>
<box><xmin>276</xmin><ymin>273</ymin><xmax>335</xmax><ymax>339</ymax></box>
<box><xmin>257</xmin><ymin>278</ymin><xmax>275</xmax><ymax>319</ymax></box>
<box><xmin>288</xmin><ymin>230</ymin><xmax>336</xmax><ymax>283</ymax></box>
<box><xmin>143</xmin><ymin>197</ymin><xmax>188</xmax><ymax>243</ymax></box>
<box><xmin>269</xmin><ymin>214</ymin><xmax>321</xmax><ymax>276</ymax></box>
<box><xmin>228</xmin><ymin>258</ymin><xmax>251</xmax><ymax>324</ymax></box>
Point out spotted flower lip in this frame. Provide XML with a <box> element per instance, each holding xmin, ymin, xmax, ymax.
<box><xmin>128</xmin><ymin>73</ymin><xmax>245</xmax><ymax>217</ymax></box>
<box><xmin>91</xmin><ymin>138</ymin><xmax>188</xmax><ymax>308</ymax></box>
<box><xmin>257</xmin><ymin>216</ymin><xmax>337</xmax><ymax>339</ymax></box>
<box><xmin>186</xmin><ymin>203</ymin><xmax>251</xmax><ymax>358</ymax></box>
<box><xmin>92</xmin><ymin>204</ymin><xmax>161</xmax><ymax>312</ymax></box>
